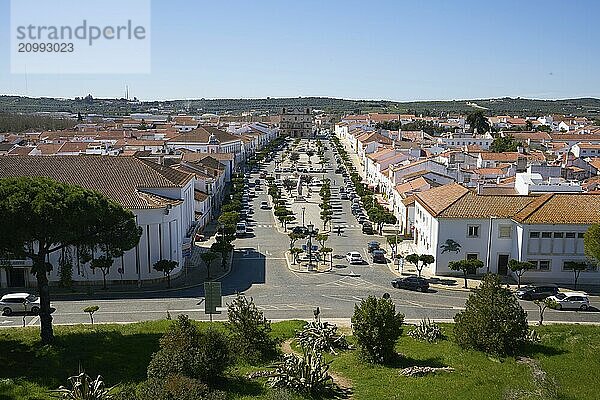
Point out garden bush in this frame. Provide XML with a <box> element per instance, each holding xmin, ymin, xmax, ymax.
<box><xmin>351</xmin><ymin>295</ymin><xmax>404</xmax><ymax>363</ymax></box>
<box><xmin>454</xmin><ymin>274</ymin><xmax>528</xmax><ymax>355</ymax></box>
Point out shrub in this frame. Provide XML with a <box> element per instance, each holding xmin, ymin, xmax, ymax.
<box><xmin>268</xmin><ymin>352</ymin><xmax>334</xmax><ymax>396</ymax></box>
<box><xmin>408</xmin><ymin>318</ymin><xmax>444</xmax><ymax>343</ymax></box>
<box><xmin>351</xmin><ymin>295</ymin><xmax>404</xmax><ymax>363</ymax></box>
<box><xmin>453</xmin><ymin>274</ymin><xmax>528</xmax><ymax>355</ymax></box>
<box><xmin>226</xmin><ymin>294</ymin><xmax>278</xmax><ymax>362</ymax></box>
<box><xmin>295</xmin><ymin>320</ymin><xmax>349</xmax><ymax>355</ymax></box>
<box><xmin>147</xmin><ymin>315</ymin><xmax>233</xmax><ymax>384</ymax></box>
<box><xmin>137</xmin><ymin>375</ymin><xmax>226</xmax><ymax>400</ymax></box>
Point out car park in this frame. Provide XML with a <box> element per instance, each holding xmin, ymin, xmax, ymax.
<box><xmin>0</xmin><ymin>293</ymin><xmax>41</xmax><ymax>315</ymax></box>
<box><xmin>547</xmin><ymin>292</ymin><xmax>590</xmax><ymax>310</ymax></box>
<box><xmin>346</xmin><ymin>252</ymin><xmax>364</xmax><ymax>264</ymax></box>
<box><xmin>391</xmin><ymin>276</ymin><xmax>429</xmax><ymax>292</ymax></box>
<box><xmin>516</xmin><ymin>284</ymin><xmax>559</xmax><ymax>300</ymax></box>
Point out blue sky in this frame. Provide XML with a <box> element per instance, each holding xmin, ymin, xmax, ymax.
<box><xmin>0</xmin><ymin>0</ymin><xmax>598</xmax><ymax>101</ymax></box>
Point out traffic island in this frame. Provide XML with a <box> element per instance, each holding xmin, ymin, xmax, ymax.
<box><xmin>285</xmin><ymin>251</ymin><xmax>332</xmax><ymax>273</ymax></box>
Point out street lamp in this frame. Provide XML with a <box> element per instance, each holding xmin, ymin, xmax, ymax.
<box><xmin>302</xmin><ymin>207</ymin><xmax>306</xmax><ymax>227</ymax></box>
<box><xmin>307</xmin><ymin>223</ymin><xmax>314</xmax><ymax>269</ymax></box>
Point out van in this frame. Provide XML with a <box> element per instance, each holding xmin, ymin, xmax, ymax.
<box><xmin>235</xmin><ymin>222</ymin><xmax>247</xmax><ymax>237</ymax></box>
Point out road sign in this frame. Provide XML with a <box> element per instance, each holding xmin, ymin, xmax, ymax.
<box><xmin>204</xmin><ymin>281</ymin><xmax>222</xmax><ymax>315</ymax></box>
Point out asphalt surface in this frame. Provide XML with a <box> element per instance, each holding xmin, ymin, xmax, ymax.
<box><xmin>2</xmin><ymin>138</ymin><xmax>600</xmax><ymax>328</ymax></box>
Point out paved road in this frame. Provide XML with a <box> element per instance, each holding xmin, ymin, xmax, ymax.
<box><xmin>2</xmin><ymin>139</ymin><xmax>600</xmax><ymax>328</ymax></box>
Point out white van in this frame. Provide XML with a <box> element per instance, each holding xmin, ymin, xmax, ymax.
<box><xmin>235</xmin><ymin>222</ymin><xmax>247</xmax><ymax>237</ymax></box>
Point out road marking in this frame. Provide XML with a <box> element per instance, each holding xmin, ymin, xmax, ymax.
<box><xmin>27</xmin><ymin>316</ymin><xmax>40</xmax><ymax>326</ymax></box>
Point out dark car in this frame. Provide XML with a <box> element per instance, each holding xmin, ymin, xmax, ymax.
<box><xmin>391</xmin><ymin>276</ymin><xmax>429</xmax><ymax>292</ymax></box>
<box><xmin>371</xmin><ymin>250</ymin><xmax>386</xmax><ymax>263</ymax></box>
<box><xmin>292</xmin><ymin>226</ymin><xmax>308</xmax><ymax>236</ymax></box>
<box><xmin>516</xmin><ymin>285</ymin><xmax>559</xmax><ymax>301</ymax></box>
<box><xmin>367</xmin><ymin>241</ymin><xmax>380</xmax><ymax>253</ymax></box>
<box><xmin>362</xmin><ymin>222</ymin><xmax>374</xmax><ymax>234</ymax></box>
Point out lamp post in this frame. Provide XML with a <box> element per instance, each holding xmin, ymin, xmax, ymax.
<box><xmin>302</xmin><ymin>207</ymin><xmax>306</xmax><ymax>227</ymax></box>
<box><xmin>307</xmin><ymin>223</ymin><xmax>314</xmax><ymax>270</ymax></box>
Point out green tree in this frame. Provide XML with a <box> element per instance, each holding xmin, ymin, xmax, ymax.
<box><xmin>386</xmin><ymin>236</ymin><xmax>403</xmax><ymax>258</ymax></box>
<box><xmin>83</xmin><ymin>305</ymin><xmax>99</xmax><ymax>326</ymax></box>
<box><xmin>508</xmin><ymin>259</ymin><xmax>535</xmax><ymax>289</ymax></box>
<box><xmin>0</xmin><ymin>177</ymin><xmax>141</xmax><ymax>344</ymax></box>
<box><xmin>200</xmin><ymin>251</ymin><xmax>218</xmax><ymax>280</ymax></box>
<box><xmin>466</xmin><ymin>111</ymin><xmax>491</xmax><ymax>134</ymax></box>
<box><xmin>89</xmin><ymin>255</ymin><xmax>114</xmax><ymax>290</ymax></box>
<box><xmin>453</xmin><ymin>274</ymin><xmax>528</xmax><ymax>355</ymax></box>
<box><xmin>153</xmin><ymin>259</ymin><xmax>179</xmax><ymax>288</ymax></box>
<box><xmin>584</xmin><ymin>224</ymin><xmax>600</xmax><ymax>264</ymax></box>
<box><xmin>290</xmin><ymin>247</ymin><xmax>303</xmax><ymax>264</ymax></box>
<box><xmin>490</xmin><ymin>135</ymin><xmax>522</xmax><ymax>152</ymax></box>
<box><xmin>534</xmin><ymin>297</ymin><xmax>558</xmax><ymax>326</ymax></box>
<box><xmin>289</xmin><ymin>152</ymin><xmax>300</xmax><ymax>162</ymax></box>
<box><xmin>368</xmin><ymin>208</ymin><xmax>396</xmax><ymax>235</ymax></box>
<box><xmin>351</xmin><ymin>295</ymin><xmax>404</xmax><ymax>364</ymax></box>
<box><xmin>226</xmin><ymin>294</ymin><xmax>278</xmax><ymax>362</ymax></box>
<box><xmin>449</xmin><ymin>259</ymin><xmax>484</xmax><ymax>288</ymax></box>
<box><xmin>564</xmin><ymin>261</ymin><xmax>588</xmax><ymax>290</ymax></box>
<box><xmin>288</xmin><ymin>232</ymin><xmax>305</xmax><ymax>251</ymax></box>
<box><xmin>418</xmin><ymin>254</ymin><xmax>435</xmax><ymax>278</ymax></box>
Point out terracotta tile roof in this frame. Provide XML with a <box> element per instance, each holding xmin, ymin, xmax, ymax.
<box><xmin>0</xmin><ymin>156</ymin><xmax>192</xmax><ymax>209</ymax></box>
<box><xmin>439</xmin><ymin>192</ymin><xmax>534</xmax><ymax>218</ymax></box>
<box><xmin>183</xmin><ymin>152</ymin><xmax>234</xmax><ymax>161</ymax></box>
<box><xmin>36</xmin><ymin>143</ymin><xmax>63</xmax><ymax>155</ymax></box>
<box><xmin>169</xmin><ymin>126</ymin><xmax>241</xmax><ymax>144</ymax></box>
<box><xmin>588</xmin><ymin>158</ymin><xmax>600</xmax><ymax>171</ymax></box>
<box><xmin>194</xmin><ymin>190</ymin><xmax>209</xmax><ymax>202</ymax></box>
<box><xmin>415</xmin><ymin>183</ymin><xmax>469</xmax><ymax>216</ymax></box>
<box><xmin>58</xmin><ymin>142</ymin><xmax>89</xmax><ymax>153</ymax></box>
<box><xmin>513</xmin><ymin>193</ymin><xmax>600</xmax><ymax>224</ymax></box>
<box><xmin>575</xmin><ymin>142</ymin><xmax>600</xmax><ymax>149</ymax></box>
<box><xmin>473</xmin><ymin>168</ymin><xmax>506</xmax><ymax>175</ymax></box>
<box><xmin>394</xmin><ymin>177</ymin><xmax>429</xmax><ymax>195</ymax></box>
<box><xmin>7</xmin><ymin>146</ymin><xmax>34</xmax><ymax>156</ymax></box>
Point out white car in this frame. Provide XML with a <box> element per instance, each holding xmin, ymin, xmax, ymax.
<box><xmin>547</xmin><ymin>292</ymin><xmax>590</xmax><ymax>311</ymax></box>
<box><xmin>235</xmin><ymin>222</ymin><xmax>247</xmax><ymax>237</ymax></box>
<box><xmin>346</xmin><ymin>252</ymin><xmax>364</xmax><ymax>265</ymax></box>
<box><xmin>0</xmin><ymin>293</ymin><xmax>41</xmax><ymax>315</ymax></box>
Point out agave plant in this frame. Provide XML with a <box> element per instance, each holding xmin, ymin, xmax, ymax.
<box><xmin>268</xmin><ymin>351</ymin><xmax>334</xmax><ymax>396</ymax></box>
<box><xmin>408</xmin><ymin>318</ymin><xmax>444</xmax><ymax>343</ymax></box>
<box><xmin>53</xmin><ymin>369</ymin><xmax>114</xmax><ymax>400</ymax></box>
<box><xmin>295</xmin><ymin>320</ymin><xmax>349</xmax><ymax>355</ymax></box>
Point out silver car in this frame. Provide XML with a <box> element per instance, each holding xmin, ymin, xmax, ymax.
<box><xmin>0</xmin><ymin>293</ymin><xmax>41</xmax><ymax>315</ymax></box>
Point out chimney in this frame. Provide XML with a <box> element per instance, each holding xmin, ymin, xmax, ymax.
<box><xmin>477</xmin><ymin>182</ymin><xmax>483</xmax><ymax>195</ymax></box>
<box><xmin>517</xmin><ymin>146</ymin><xmax>524</xmax><ymax>154</ymax></box>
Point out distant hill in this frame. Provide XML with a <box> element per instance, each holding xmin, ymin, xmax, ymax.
<box><xmin>1</xmin><ymin>95</ymin><xmax>599</xmax><ymax>118</ymax></box>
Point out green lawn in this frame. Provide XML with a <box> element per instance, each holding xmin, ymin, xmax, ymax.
<box><xmin>0</xmin><ymin>321</ymin><xmax>598</xmax><ymax>400</ymax></box>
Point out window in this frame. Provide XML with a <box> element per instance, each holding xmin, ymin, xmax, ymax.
<box><xmin>565</xmin><ymin>232</ymin><xmax>576</xmax><ymax>238</ymax></box>
<box><xmin>529</xmin><ymin>232</ymin><xmax>540</xmax><ymax>238</ymax></box>
<box><xmin>499</xmin><ymin>225</ymin><xmax>512</xmax><ymax>238</ymax></box>
<box><xmin>528</xmin><ymin>260</ymin><xmax>551</xmax><ymax>271</ymax></box>
<box><xmin>466</xmin><ymin>253</ymin><xmax>478</xmax><ymax>260</ymax></box>
<box><xmin>553</xmin><ymin>232</ymin><xmax>564</xmax><ymax>238</ymax></box>
<box><xmin>577</xmin><ymin>233</ymin><xmax>585</xmax><ymax>238</ymax></box>
<box><xmin>467</xmin><ymin>225</ymin><xmax>480</xmax><ymax>238</ymax></box>
<box><xmin>541</xmin><ymin>232</ymin><xmax>552</xmax><ymax>238</ymax></box>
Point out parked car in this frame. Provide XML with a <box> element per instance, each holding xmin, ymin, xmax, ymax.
<box><xmin>260</xmin><ymin>201</ymin><xmax>270</xmax><ymax>209</ymax></box>
<box><xmin>547</xmin><ymin>292</ymin><xmax>590</xmax><ymax>310</ymax></box>
<box><xmin>362</xmin><ymin>222</ymin><xmax>374</xmax><ymax>234</ymax></box>
<box><xmin>292</xmin><ymin>226</ymin><xmax>309</xmax><ymax>236</ymax></box>
<box><xmin>516</xmin><ymin>284</ymin><xmax>559</xmax><ymax>300</ymax></box>
<box><xmin>259</xmin><ymin>172</ymin><xmax>267</xmax><ymax>179</ymax></box>
<box><xmin>391</xmin><ymin>276</ymin><xmax>429</xmax><ymax>292</ymax></box>
<box><xmin>0</xmin><ymin>293</ymin><xmax>41</xmax><ymax>315</ymax></box>
<box><xmin>367</xmin><ymin>241</ymin><xmax>380</xmax><ymax>252</ymax></box>
<box><xmin>370</xmin><ymin>249</ymin><xmax>386</xmax><ymax>263</ymax></box>
<box><xmin>346</xmin><ymin>252</ymin><xmax>364</xmax><ymax>265</ymax></box>
<box><xmin>358</xmin><ymin>215</ymin><xmax>368</xmax><ymax>225</ymax></box>
<box><xmin>340</xmin><ymin>193</ymin><xmax>349</xmax><ymax>200</ymax></box>
<box><xmin>235</xmin><ymin>222</ymin><xmax>247</xmax><ymax>237</ymax></box>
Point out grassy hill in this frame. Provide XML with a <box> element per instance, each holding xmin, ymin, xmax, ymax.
<box><xmin>1</xmin><ymin>95</ymin><xmax>599</xmax><ymax>118</ymax></box>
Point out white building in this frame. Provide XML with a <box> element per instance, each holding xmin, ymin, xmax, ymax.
<box><xmin>413</xmin><ymin>183</ymin><xmax>600</xmax><ymax>285</ymax></box>
<box><xmin>0</xmin><ymin>156</ymin><xmax>196</xmax><ymax>289</ymax></box>
<box><xmin>166</xmin><ymin>126</ymin><xmax>244</xmax><ymax>165</ymax></box>
<box><xmin>515</xmin><ymin>173</ymin><xmax>582</xmax><ymax>195</ymax></box>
